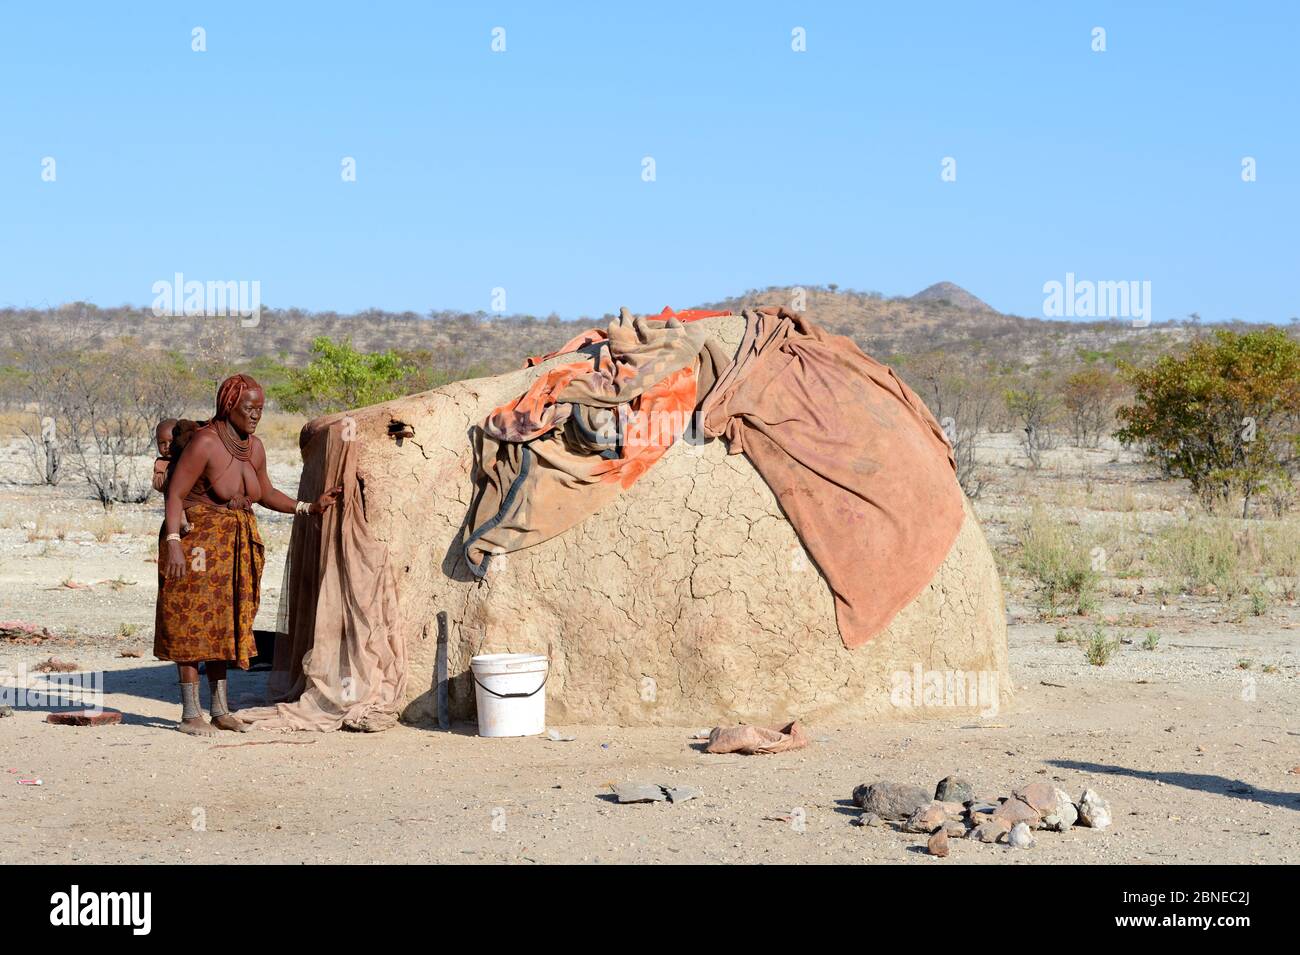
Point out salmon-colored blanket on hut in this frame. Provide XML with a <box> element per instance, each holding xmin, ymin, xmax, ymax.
<box><xmin>463</xmin><ymin>308</ymin><xmax>730</xmax><ymax>577</ymax></box>
<box><xmin>701</xmin><ymin>307</ymin><xmax>965</xmax><ymax>648</ymax></box>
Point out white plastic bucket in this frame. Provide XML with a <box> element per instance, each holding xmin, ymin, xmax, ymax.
<box><xmin>470</xmin><ymin>653</ymin><xmax>548</xmax><ymax>737</ymax></box>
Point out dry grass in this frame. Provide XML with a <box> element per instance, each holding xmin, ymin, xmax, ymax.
<box><xmin>24</xmin><ymin>512</ymin><xmax>67</xmax><ymax>541</ymax></box>
<box><xmin>89</xmin><ymin>512</ymin><xmax>125</xmax><ymax>542</ymax></box>
<box><xmin>255</xmin><ymin>412</ymin><xmax>309</xmax><ymax>453</ymax></box>
<box><xmin>997</xmin><ymin>467</ymin><xmax>1299</xmax><ymax>612</ymax></box>
<box><xmin>0</xmin><ymin>410</ymin><xmax>36</xmax><ymax>439</ymax></box>
<box><xmin>1150</xmin><ymin>517</ymin><xmax>1300</xmax><ymax>599</ymax></box>
<box><xmin>1014</xmin><ymin>504</ymin><xmax>1100</xmax><ymax>616</ymax></box>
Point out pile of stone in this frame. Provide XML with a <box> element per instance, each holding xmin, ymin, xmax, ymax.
<box><xmin>851</xmin><ymin>776</ymin><xmax>1112</xmax><ymax>856</ymax></box>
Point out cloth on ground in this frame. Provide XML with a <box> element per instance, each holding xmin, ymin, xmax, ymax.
<box><xmin>705</xmin><ymin>720</ymin><xmax>810</xmax><ymax>755</ymax></box>
<box><xmin>463</xmin><ymin>308</ymin><xmax>730</xmax><ymax>578</ymax></box>
<box><xmin>235</xmin><ymin>417</ymin><xmax>406</xmax><ymax>732</ymax></box>
<box><xmin>700</xmin><ymin>307</ymin><xmax>965</xmax><ymax>648</ymax></box>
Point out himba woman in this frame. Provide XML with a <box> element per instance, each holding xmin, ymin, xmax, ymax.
<box><xmin>155</xmin><ymin>374</ymin><xmax>342</xmax><ymax>736</ymax></box>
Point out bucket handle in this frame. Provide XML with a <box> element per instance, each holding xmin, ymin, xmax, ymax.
<box><xmin>472</xmin><ymin>669</ymin><xmax>548</xmax><ymax>699</ymax></box>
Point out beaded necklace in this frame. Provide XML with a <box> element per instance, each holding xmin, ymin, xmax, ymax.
<box><xmin>217</xmin><ymin>419</ymin><xmax>252</xmax><ymax>462</ymax></box>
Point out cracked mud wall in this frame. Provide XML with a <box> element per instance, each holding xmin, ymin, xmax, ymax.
<box><xmin>318</xmin><ymin>314</ymin><xmax>1009</xmax><ymax>725</ymax></box>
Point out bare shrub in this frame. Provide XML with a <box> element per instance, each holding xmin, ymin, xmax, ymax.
<box><xmin>1005</xmin><ymin>376</ymin><xmax>1061</xmax><ymax>468</ymax></box>
<box><xmin>899</xmin><ymin>351</ymin><xmax>1001</xmax><ymax>497</ymax></box>
<box><xmin>1059</xmin><ymin>366</ymin><xmax>1126</xmax><ymax>448</ymax></box>
<box><xmin>14</xmin><ymin>312</ymin><xmax>206</xmax><ymax>505</ymax></box>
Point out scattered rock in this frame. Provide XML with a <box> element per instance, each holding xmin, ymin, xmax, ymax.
<box><xmin>1077</xmin><ymin>789</ymin><xmax>1112</xmax><ymax>830</ymax></box>
<box><xmin>991</xmin><ymin>796</ymin><xmax>1040</xmax><ymax>827</ymax></box>
<box><xmin>852</xmin><ymin>781</ymin><xmax>931</xmax><ymax>820</ymax></box>
<box><xmin>851</xmin><ymin>811</ymin><xmax>884</xmax><ymax>828</ymax></box>
<box><xmin>853</xmin><ymin>778</ymin><xmax>1105</xmax><ymax>849</ymax></box>
<box><xmin>901</xmin><ymin>804</ymin><xmax>944</xmax><ymax>833</ymax></box>
<box><xmin>118</xmin><ymin>650</ymin><xmax>143</xmax><ymax>659</ymax></box>
<box><xmin>46</xmin><ymin>710</ymin><xmax>122</xmax><ymax>727</ymax></box>
<box><xmin>857</xmin><ymin>779</ymin><xmax>1102</xmax><ymax>847</ymax></box>
<box><xmin>611</xmin><ymin>782</ymin><xmax>668</xmax><ymax>803</ymax></box>
<box><xmin>1013</xmin><ymin>781</ymin><xmax>1060</xmax><ymax>815</ymax></box>
<box><xmin>0</xmin><ymin>705</ymin><xmax>13</xmax><ymax>718</ymax></box>
<box><xmin>934</xmin><ymin>775</ymin><xmax>975</xmax><ymax>804</ymax></box>
<box><xmin>1007</xmin><ymin>821</ymin><xmax>1036</xmax><ymax>849</ymax></box>
<box><xmin>612</xmin><ymin>782</ymin><xmax>702</xmax><ymax>805</ymax></box>
<box><xmin>1041</xmin><ymin>788</ymin><xmax>1079</xmax><ymax>831</ymax></box>
<box><xmin>965</xmin><ymin>799</ymin><xmax>1000</xmax><ymax>822</ymax></box>
<box><xmin>971</xmin><ymin>819</ymin><xmax>1011</xmax><ymax>843</ymax></box>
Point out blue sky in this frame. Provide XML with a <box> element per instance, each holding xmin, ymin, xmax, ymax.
<box><xmin>1</xmin><ymin>1</ymin><xmax>1296</xmax><ymax>321</ymax></box>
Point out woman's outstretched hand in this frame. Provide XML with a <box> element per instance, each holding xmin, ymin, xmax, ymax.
<box><xmin>313</xmin><ymin>485</ymin><xmax>344</xmax><ymax>514</ymax></box>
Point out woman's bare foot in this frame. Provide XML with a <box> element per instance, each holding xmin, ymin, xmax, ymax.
<box><xmin>178</xmin><ymin>716</ymin><xmax>221</xmax><ymax>737</ymax></box>
<box><xmin>210</xmin><ymin>713</ymin><xmax>250</xmax><ymax>733</ymax></box>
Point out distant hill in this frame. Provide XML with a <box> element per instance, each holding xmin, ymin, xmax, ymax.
<box><xmin>695</xmin><ymin>284</ymin><xmax>1222</xmax><ymax>366</ymax></box>
<box><xmin>909</xmin><ymin>281</ymin><xmax>992</xmax><ymax>312</ymax></box>
<box><xmin>0</xmin><ymin>287</ymin><xmax>1287</xmax><ymax>389</ymax></box>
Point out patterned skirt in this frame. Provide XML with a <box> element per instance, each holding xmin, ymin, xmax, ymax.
<box><xmin>154</xmin><ymin>503</ymin><xmax>264</xmax><ymax>668</ymax></box>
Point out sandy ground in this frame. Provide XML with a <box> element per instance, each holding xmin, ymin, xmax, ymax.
<box><xmin>0</xmin><ymin>434</ymin><xmax>1297</xmax><ymax>864</ymax></box>
<box><xmin>1</xmin><ymin>620</ymin><xmax>1297</xmax><ymax>864</ymax></box>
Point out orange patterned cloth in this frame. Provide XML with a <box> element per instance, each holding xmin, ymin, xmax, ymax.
<box><xmin>464</xmin><ymin>309</ymin><xmax>729</xmax><ymax>577</ymax></box>
<box><xmin>154</xmin><ymin>503</ymin><xmax>264</xmax><ymax>668</ymax></box>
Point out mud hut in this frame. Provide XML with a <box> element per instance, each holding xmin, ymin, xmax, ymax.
<box><xmin>247</xmin><ymin>312</ymin><xmax>1009</xmax><ymax>731</ymax></box>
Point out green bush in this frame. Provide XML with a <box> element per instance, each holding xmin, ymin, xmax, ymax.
<box><xmin>1116</xmin><ymin>329</ymin><xmax>1300</xmax><ymax>516</ymax></box>
<box><xmin>270</xmin><ymin>338</ymin><xmax>414</xmax><ymax>416</ymax></box>
<box><xmin>1081</xmin><ymin>625</ymin><xmax>1119</xmax><ymax>666</ymax></box>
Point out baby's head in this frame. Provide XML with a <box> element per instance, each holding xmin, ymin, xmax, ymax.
<box><xmin>155</xmin><ymin>418</ymin><xmax>178</xmax><ymax>458</ymax></box>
